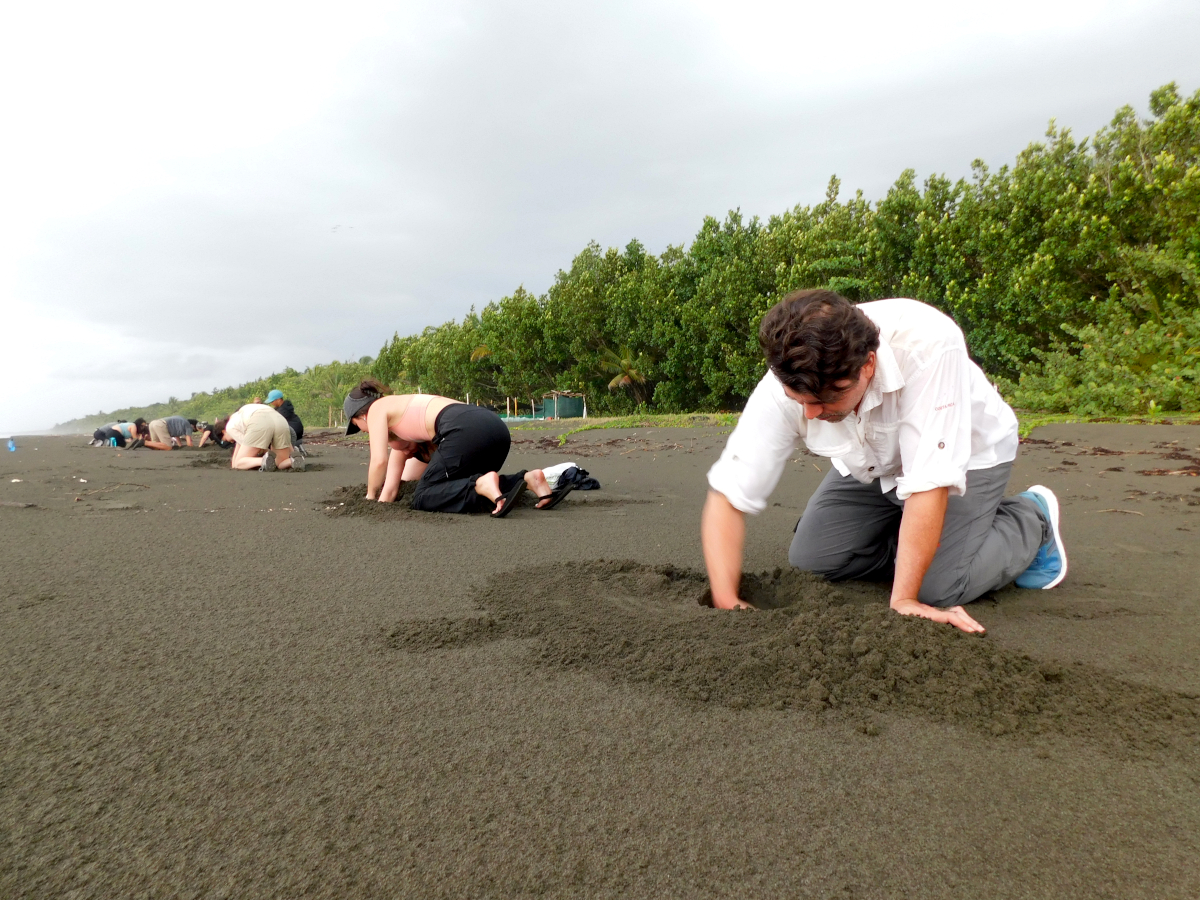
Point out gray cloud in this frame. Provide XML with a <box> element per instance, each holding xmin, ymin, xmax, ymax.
<box><xmin>6</xmin><ymin>0</ymin><xmax>1200</xmax><ymax>432</ymax></box>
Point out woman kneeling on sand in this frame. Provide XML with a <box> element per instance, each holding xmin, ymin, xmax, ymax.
<box><xmin>343</xmin><ymin>379</ymin><xmax>571</xmax><ymax>516</ymax></box>
<box><xmin>224</xmin><ymin>403</ymin><xmax>303</xmax><ymax>471</ymax></box>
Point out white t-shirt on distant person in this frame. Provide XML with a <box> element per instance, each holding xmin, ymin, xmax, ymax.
<box><xmin>706</xmin><ymin>298</ymin><xmax>1019</xmax><ymax>514</ymax></box>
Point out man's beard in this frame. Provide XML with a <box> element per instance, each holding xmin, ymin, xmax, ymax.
<box><xmin>817</xmin><ymin>411</ymin><xmax>850</xmax><ymax>423</ymax></box>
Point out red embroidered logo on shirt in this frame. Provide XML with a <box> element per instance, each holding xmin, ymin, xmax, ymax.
<box><xmin>934</xmin><ymin>402</ymin><xmax>955</xmax><ymax>411</ymax></box>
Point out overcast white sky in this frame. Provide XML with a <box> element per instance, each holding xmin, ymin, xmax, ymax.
<box><xmin>2</xmin><ymin>0</ymin><xmax>1198</xmax><ymax>433</ymax></box>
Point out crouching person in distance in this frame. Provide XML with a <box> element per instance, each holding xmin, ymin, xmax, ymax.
<box><xmin>223</xmin><ymin>403</ymin><xmax>302</xmax><ymax>471</ymax></box>
<box><xmin>197</xmin><ymin>419</ymin><xmax>234</xmax><ymax>449</ymax></box>
<box><xmin>144</xmin><ymin>415</ymin><xmax>198</xmax><ymax>450</ymax></box>
<box><xmin>92</xmin><ymin>419</ymin><xmax>145</xmax><ymax>448</ymax></box>
<box><xmin>343</xmin><ymin>379</ymin><xmax>573</xmax><ymax>516</ymax></box>
<box><xmin>702</xmin><ymin>290</ymin><xmax>1068</xmax><ymax>634</ymax></box>
<box><xmin>264</xmin><ymin>389</ymin><xmax>305</xmax><ymax>453</ymax></box>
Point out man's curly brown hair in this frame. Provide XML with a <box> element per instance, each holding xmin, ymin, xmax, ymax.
<box><xmin>758</xmin><ymin>289</ymin><xmax>879</xmax><ymax>400</ymax></box>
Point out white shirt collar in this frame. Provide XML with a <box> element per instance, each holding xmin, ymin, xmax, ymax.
<box><xmin>855</xmin><ymin>337</ymin><xmax>904</xmax><ymax>418</ymax></box>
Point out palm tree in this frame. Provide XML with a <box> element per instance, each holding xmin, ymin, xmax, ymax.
<box><xmin>314</xmin><ymin>363</ymin><xmax>356</xmax><ymax>427</ymax></box>
<box><xmin>598</xmin><ymin>345</ymin><xmax>650</xmax><ymax>405</ymax></box>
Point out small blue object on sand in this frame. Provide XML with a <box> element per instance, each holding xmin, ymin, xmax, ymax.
<box><xmin>1015</xmin><ymin>484</ymin><xmax>1068</xmax><ymax>590</ymax></box>
<box><xmin>7</xmin><ymin>438</ymin><xmax>14</xmax><ymax>452</ymax></box>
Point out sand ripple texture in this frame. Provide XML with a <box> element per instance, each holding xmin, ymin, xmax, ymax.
<box><xmin>189</xmin><ymin>450</ymin><xmax>328</xmax><ymax>471</ymax></box>
<box><xmin>188</xmin><ymin>449</ymin><xmax>233</xmax><ymax>467</ymax></box>
<box><xmin>388</xmin><ymin>561</ymin><xmax>1200</xmax><ymax>763</ymax></box>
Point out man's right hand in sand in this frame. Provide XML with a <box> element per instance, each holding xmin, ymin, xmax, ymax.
<box><xmin>701</xmin><ymin>490</ymin><xmax>754</xmax><ymax>609</ymax></box>
<box><xmin>890</xmin><ymin>597</ymin><xmax>986</xmax><ymax>634</ymax></box>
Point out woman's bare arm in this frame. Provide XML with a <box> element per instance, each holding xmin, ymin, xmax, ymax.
<box><xmin>380</xmin><ymin>447</ymin><xmax>410</xmax><ymax>502</ymax></box>
<box><xmin>401</xmin><ymin>457</ymin><xmax>428</xmax><ymax>481</ymax></box>
<box><xmin>366</xmin><ymin>404</ymin><xmax>392</xmax><ymax>500</ymax></box>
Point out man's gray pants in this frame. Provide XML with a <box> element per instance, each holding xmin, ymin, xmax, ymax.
<box><xmin>788</xmin><ymin>462</ymin><xmax>1045</xmax><ymax>608</ymax></box>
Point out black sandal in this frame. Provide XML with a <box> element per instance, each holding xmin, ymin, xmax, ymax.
<box><xmin>490</xmin><ymin>480</ymin><xmax>527</xmax><ymax>518</ymax></box>
<box><xmin>534</xmin><ymin>483</ymin><xmax>575</xmax><ymax>510</ymax></box>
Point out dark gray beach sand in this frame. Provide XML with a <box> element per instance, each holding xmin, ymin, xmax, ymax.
<box><xmin>2</xmin><ymin>424</ymin><xmax>1199</xmax><ymax>898</ymax></box>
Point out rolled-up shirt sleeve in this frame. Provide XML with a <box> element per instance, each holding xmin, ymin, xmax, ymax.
<box><xmin>706</xmin><ymin>373</ymin><xmax>803</xmax><ymax>514</ymax></box>
<box><xmin>895</xmin><ymin>347</ymin><xmax>973</xmax><ymax>500</ymax></box>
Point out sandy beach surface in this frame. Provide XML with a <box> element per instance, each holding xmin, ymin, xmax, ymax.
<box><xmin>2</xmin><ymin>423</ymin><xmax>1199</xmax><ymax>898</ymax></box>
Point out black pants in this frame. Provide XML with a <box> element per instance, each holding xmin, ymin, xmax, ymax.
<box><xmin>93</xmin><ymin>426</ymin><xmax>126</xmax><ymax>447</ymax></box>
<box><xmin>411</xmin><ymin>405</ymin><xmax>520</xmax><ymax>513</ymax></box>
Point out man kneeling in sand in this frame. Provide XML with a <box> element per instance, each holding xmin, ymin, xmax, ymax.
<box><xmin>144</xmin><ymin>415</ymin><xmax>198</xmax><ymax>450</ymax></box>
<box><xmin>702</xmin><ymin>290</ymin><xmax>1068</xmax><ymax>634</ymax></box>
<box><xmin>223</xmin><ymin>403</ymin><xmax>303</xmax><ymax>471</ymax></box>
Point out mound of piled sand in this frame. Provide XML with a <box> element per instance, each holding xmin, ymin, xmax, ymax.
<box><xmin>321</xmin><ymin>482</ymin><xmax>456</xmax><ymax>521</ymax></box>
<box><xmin>389</xmin><ymin>561</ymin><xmax>1199</xmax><ymax>761</ymax></box>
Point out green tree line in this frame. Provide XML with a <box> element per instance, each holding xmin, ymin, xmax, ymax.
<box><xmin>59</xmin><ymin>84</ymin><xmax>1199</xmax><ymax>433</ymax></box>
<box><xmin>54</xmin><ymin>359</ymin><xmax>375</xmax><ymax>433</ymax></box>
<box><xmin>374</xmin><ymin>84</ymin><xmax>1199</xmax><ymax>416</ymax></box>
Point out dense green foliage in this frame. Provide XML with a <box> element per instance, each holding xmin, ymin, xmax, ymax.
<box><xmin>60</xmin><ymin>85</ymin><xmax>1199</xmax><ymax>432</ymax></box>
<box><xmin>55</xmin><ymin>359</ymin><xmax>375</xmax><ymax>432</ymax></box>
<box><xmin>374</xmin><ymin>85</ymin><xmax>1199</xmax><ymax>415</ymax></box>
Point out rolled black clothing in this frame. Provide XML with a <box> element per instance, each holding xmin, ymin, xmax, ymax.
<box><xmin>556</xmin><ymin>465</ymin><xmax>601</xmax><ymax>491</ymax></box>
<box><xmin>277</xmin><ymin>400</ymin><xmax>304</xmax><ymax>440</ymax></box>
<box><xmin>410</xmin><ymin>404</ymin><xmax>514</xmax><ymax>514</ymax></box>
<box><xmin>93</xmin><ymin>426</ymin><xmax>126</xmax><ymax>447</ymax></box>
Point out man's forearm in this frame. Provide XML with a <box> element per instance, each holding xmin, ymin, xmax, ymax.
<box><xmin>890</xmin><ymin>487</ymin><xmax>949</xmax><ymax>605</ymax></box>
<box><xmin>701</xmin><ymin>490</ymin><xmax>747</xmax><ymax>608</ymax></box>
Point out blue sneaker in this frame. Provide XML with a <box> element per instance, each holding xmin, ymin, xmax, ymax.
<box><xmin>1015</xmin><ymin>484</ymin><xmax>1068</xmax><ymax>589</ymax></box>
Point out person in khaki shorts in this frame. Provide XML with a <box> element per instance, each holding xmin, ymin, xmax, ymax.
<box><xmin>223</xmin><ymin>404</ymin><xmax>303</xmax><ymax>471</ymax></box>
<box><xmin>144</xmin><ymin>415</ymin><xmax>196</xmax><ymax>450</ymax></box>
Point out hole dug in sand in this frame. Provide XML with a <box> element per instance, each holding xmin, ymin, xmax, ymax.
<box><xmin>323</xmin><ymin>479</ymin><xmax>563</xmax><ymax>520</ymax></box>
<box><xmin>192</xmin><ymin>451</ymin><xmax>326</xmax><ymax>471</ymax></box>
<box><xmin>322</xmin><ymin>483</ymin><xmax>455</xmax><ymax>522</ymax></box>
<box><xmin>189</xmin><ymin>452</ymin><xmax>233</xmax><ymax>468</ymax></box>
<box><xmin>388</xmin><ymin>561</ymin><xmax>1200</xmax><ymax>762</ymax></box>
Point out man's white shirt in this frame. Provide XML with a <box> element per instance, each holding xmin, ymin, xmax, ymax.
<box><xmin>707</xmin><ymin>298</ymin><xmax>1019</xmax><ymax>514</ymax></box>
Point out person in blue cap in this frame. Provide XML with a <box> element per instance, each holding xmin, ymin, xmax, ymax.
<box><xmin>265</xmin><ymin>389</ymin><xmax>305</xmax><ymax>453</ymax></box>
